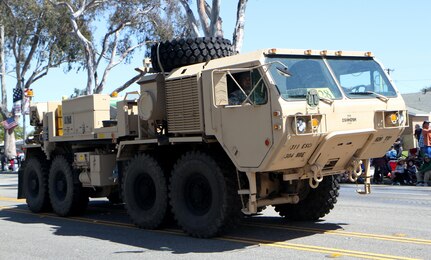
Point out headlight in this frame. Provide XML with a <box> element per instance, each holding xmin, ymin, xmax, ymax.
<box><xmin>291</xmin><ymin>115</ymin><xmax>323</xmax><ymax>134</ymax></box>
<box><xmin>297</xmin><ymin>118</ymin><xmax>306</xmax><ymax>133</ymax></box>
<box><xmin>385</xmin><ymin>111</ymin><xmax>405</xmax><ymax>127</ymax></box>
<box><xmin>389</xmin><ymin>113</ymin><xmax>398</xmax><ymax>124</ymax></box>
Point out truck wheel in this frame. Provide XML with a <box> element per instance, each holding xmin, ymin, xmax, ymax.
<box><xmin>22</xmin><ymin>158</ymin><xmax>51</xmax><ymax>212</ymax></box>
<box><xmin>274</xmin><ymin>175</ymin><xmax>340</xmax><ymax>221</ymax></box>
<box><xmin>151</xmin><ymin>37</ymin><xmax>233</xmax><ymax>72</ymax></box>
<box><xmin>169</xmin><ymin>151</ymin><xmax>240</xmax><ymax>238</ymax></box>
<box><xmin>48</xmin><ymin>155</ymin><xmax>89</xmax><ymax>216</ymax></box>
<box><xmin>123</xmin><ymin>154</ymin><xmax>168</xmax><ymax>229</ymax></box>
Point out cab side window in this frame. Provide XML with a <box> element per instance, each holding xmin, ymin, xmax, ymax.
<box><xmin>227</xmin><ymin>69</ymin><xmax>268</xmax><ymax>105</ymax></box>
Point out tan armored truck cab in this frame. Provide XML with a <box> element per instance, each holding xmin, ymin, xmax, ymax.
<box><xmin>19</xmin><ymin>39</ymin><xmax>407</xmax><ymax>238</ymax></box>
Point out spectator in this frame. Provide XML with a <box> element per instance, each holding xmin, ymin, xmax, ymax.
<box><xmin>372</xmin><ymin>155</ymin><xmax>389</xmax><ymax>184</ymax></box>
<box><xmin>386</xmin><ymin>146</ymin><xmax>398</xmax><ymax>160</ymax></box>
<box><xmin>391</xmin><ymin>159</ymin><xmax>406</xmax><ymax>185</ymax></box>
<box><xmin>16</xmin><ymin>151</ymin><xmax>24</xmax><ymax>168</ymax></box>
<box><xmin>414</xmin><ymin>124</ymin><xmax>422</xmax><ymax>146</ymax></box>
<box><xmin>418</xmin><ymin>130</ymin><xmax>425</xmax><ymax>157</ymax></box>
<box><xmin>421</xmin><ymin>120</ymin><xmax>431</xmax><ymax>158</ymax></box>
<box><xmin>8</xmin><ymin>158</ymin><xmax>15</xmax><ymax>171</ymax></box>
<box><xmin>416</xmin><ymin>155</ymin><xmax>431</xmax><ymax>186</ymax></box>
<box><xmin>393</xmin><ymin>137</ymin><xmax>403</xmax><ymax>158</ymax></box>
<box><xmin>0</xmin><ymin>151</ymin><xmax>6</xmax><ymax>172</ymax></box>
<box><xmin>406</xmin><ymin>160</ymin><xmax>417</xmax><ymax>184</ymax></box>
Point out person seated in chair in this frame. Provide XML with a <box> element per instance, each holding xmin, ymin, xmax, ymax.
<box><xmin>416</xmin><ymin>155</ymin><xmax>431</xmax><ymax>186</ymax></box>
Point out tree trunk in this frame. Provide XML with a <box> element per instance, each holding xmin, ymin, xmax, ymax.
<box><xmin>232</xmin><ymin>0</ymin><xmax>248</xmax><ymax>53</ymax></box>
<box><xmin>111</xmin><ymin>73</ymin><xmax>143</xmax><ymax>95</ymax></box>
<box><xmin>0</xmin><ymin>24</ymin><xmax>15</xmax><ymax>160</ymax></box>
<box><xmin>0</xmin><ymin>25</ymin><xmax>7</xmax><ymax>110</ymax></box>
<box><xmin>179</xmin><ymin>0</ymin><xmax>200</xmax><ymax>37</ymax></box>
<box><xmin>51</xmin><ymin>1</ymin><xmax>97</xmax><ymax>95</ymax></box>
<box><xmin>197</xmin><ymin>0</ymin><xmax>210</xmax><ymax>37</ymax></box>
<box><xmin>4</xmin><ymin>128</ymin><xmax>17</xmax><ymax>160</ymax></box>
<box><xmin>209</xmin><ymin>0</ymin><xmax>221</xmax><ymax>37</ymax></box>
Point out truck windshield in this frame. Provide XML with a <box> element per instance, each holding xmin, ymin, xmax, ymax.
<box><xmin>326</xmin><ymin>57</ymin><xmax>397</xmax><ymax>99</ymax></box>
<box><xmin>266</xmin><ymin>56</ymin><xmax>397</xmax><ymax>101</ymax></box>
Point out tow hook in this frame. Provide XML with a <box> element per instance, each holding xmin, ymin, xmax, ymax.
<box><xmin>309</xmin><ymin>163</ymin><xmax>323</xmax><ymax>189</ymax></box>
<box><xmin>347</xmin><ymin>159</ymin><xmax>362</xmax><ymax>182</ymax></box>
<box><xmin>346</xmin><ymin>158</ymin><xmax>371</xmax><ymax>195</ymax></box>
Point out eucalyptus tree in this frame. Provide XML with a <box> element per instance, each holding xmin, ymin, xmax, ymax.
<box><xmin>179</xmin><ymin>0</ymin><xmax>249</xmax><ymax>53</ymax></box>
<box><xmin>0</xmin><ymin>0</ymin><xmax>83</xmax><ymax>159</ymax></box>
<box><xmin>50</xmin><ymin>0</ymin><xmax>186</xmax><ymax>94</ymax></box>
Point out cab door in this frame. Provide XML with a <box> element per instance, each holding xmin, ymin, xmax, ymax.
<box><xmin>211</xmin><ymin>69</ymin><xmax>273</xmax><ymax>168</ymax></box>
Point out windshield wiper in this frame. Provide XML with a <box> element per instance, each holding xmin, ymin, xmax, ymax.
<box><xmin>319</xmin><ymin>96</ymin><xmax>334</xmax><ymax>105</ymax></box>
<box><xmin>348</xmin><ymin>91</ymin><xmax>388</xmax><ymax>102</ymax></box>
<box><xmin>288</xmin><ymin>94</ymin><xmax>307</xmax><ymax>98</ymax></box>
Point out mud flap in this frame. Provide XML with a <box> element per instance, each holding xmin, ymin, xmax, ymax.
<box><xmin>17</xmin><ymin>168</ymin><xmax>24</xmax><ymax>199</ymax></box>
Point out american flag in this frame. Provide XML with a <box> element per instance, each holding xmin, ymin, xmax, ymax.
<box><xmin>1</xmin><ymin>117</ymin><xmax>18</xmax><ymax>130</ymax></box>
<box><xmin>13</xmin><ymin>87</ymin><xmax>23</xmax><ymax>103</ymax></box>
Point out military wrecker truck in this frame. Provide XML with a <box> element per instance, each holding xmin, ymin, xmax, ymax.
<box><xmin>18</xmin><ymin>37</ymin><xmax>407</xmax><ymax>238</ymax></box>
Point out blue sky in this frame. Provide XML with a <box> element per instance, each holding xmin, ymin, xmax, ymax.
<box><xmin>5</xmin><ymin>0</ymin><xmax>431</xmax><ymax>105</ymax></box>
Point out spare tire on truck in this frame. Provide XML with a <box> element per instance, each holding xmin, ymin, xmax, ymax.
<box><xmin>151</xmin><ymin>37</ymin><xmax>233</xmax><ymax>72</ymax></box>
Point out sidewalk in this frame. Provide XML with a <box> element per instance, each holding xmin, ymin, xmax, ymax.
<box><xmin>0</xmin><ymin>169</ymin><xmax>18</xmax><ymax>174</ymax></box>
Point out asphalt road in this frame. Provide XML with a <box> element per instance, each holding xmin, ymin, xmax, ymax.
<box><xmin>0</xmin><ymin>172</ymin><xmax>430</xmax><ymax>260</ymax></box>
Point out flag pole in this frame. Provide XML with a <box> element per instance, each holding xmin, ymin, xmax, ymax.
<box><xmin>21</xmin><ymin>76</ymin><xmax>25</xmax><ymax>141</ymax></box>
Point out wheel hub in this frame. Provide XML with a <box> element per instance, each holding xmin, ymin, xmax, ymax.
<box><xmin>54</xmin><ymin>172</ymin><xmax>67</xmax><ymax>200</ymax></box>
<box><xmin>28</xmin><ymin>171</ymin><xmax>39</xmax><ymax>196</ymax></box>
<box><xmin>185</xmin><ymin>174</ymin><xmax>212</xmax><ymax>216</ymax></box>
<box><xmin>135</xmin><ymin>173</ymin><xmax>156</xmax><ymax>210</ymax></box>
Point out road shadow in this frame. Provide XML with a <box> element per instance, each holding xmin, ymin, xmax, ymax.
<box><xmin>0</xmin><ymin>201</ymin><xmax>344</xmax><ymax>255</ymax></box>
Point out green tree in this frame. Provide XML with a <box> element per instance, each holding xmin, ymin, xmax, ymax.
<box><xmin>0</xmin><ymin>0</ymin><xmax>85</xmax><ymax>159</ymax></box>
<box><xmin>50</xmin><ymin>0</ymin><xmax>187</xmax><ymax>94</ymax></box>
<box><xmin>0</xmin><ymin>125</ymin><xmax>23</xmax><ymax>141</ymax></box>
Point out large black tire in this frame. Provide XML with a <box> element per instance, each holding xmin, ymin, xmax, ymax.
<box><xmin>22</xmin><ymin>157</ymin><xmax>51</xmax><ymax>212</ymax></box>
<box><xmin>274</xmin><ymin>176</ymin><xmax>340</xmax><ymax>221</ymax></box>
<box><xmin>123</xmin><ymin>154</ymin><xmax>168</xmax><ymax>229</ymax></box>
<box><xmin>48</xmin><ymin>155</ymin><xmax>89</xmax><ymax>216</ymax></box>
<box><xmin>169</xmin><ymin>151</ymin><xmax>240</xmax><ymax>238</ymax></box>
<box><xmin>151</xmin><ymin>37</ymin><xmax>233</xmax><ymax>72</ymax></box>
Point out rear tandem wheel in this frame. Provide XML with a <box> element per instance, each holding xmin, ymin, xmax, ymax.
<box><xmin>48</xmin><ymin>155</ymin><xmax>89</xmax><ymax>216</ymax></box>
<box><xmin>22</xmin><ymin>157</ymin><xmax>51</xmax><ymax>212</ymax></box>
